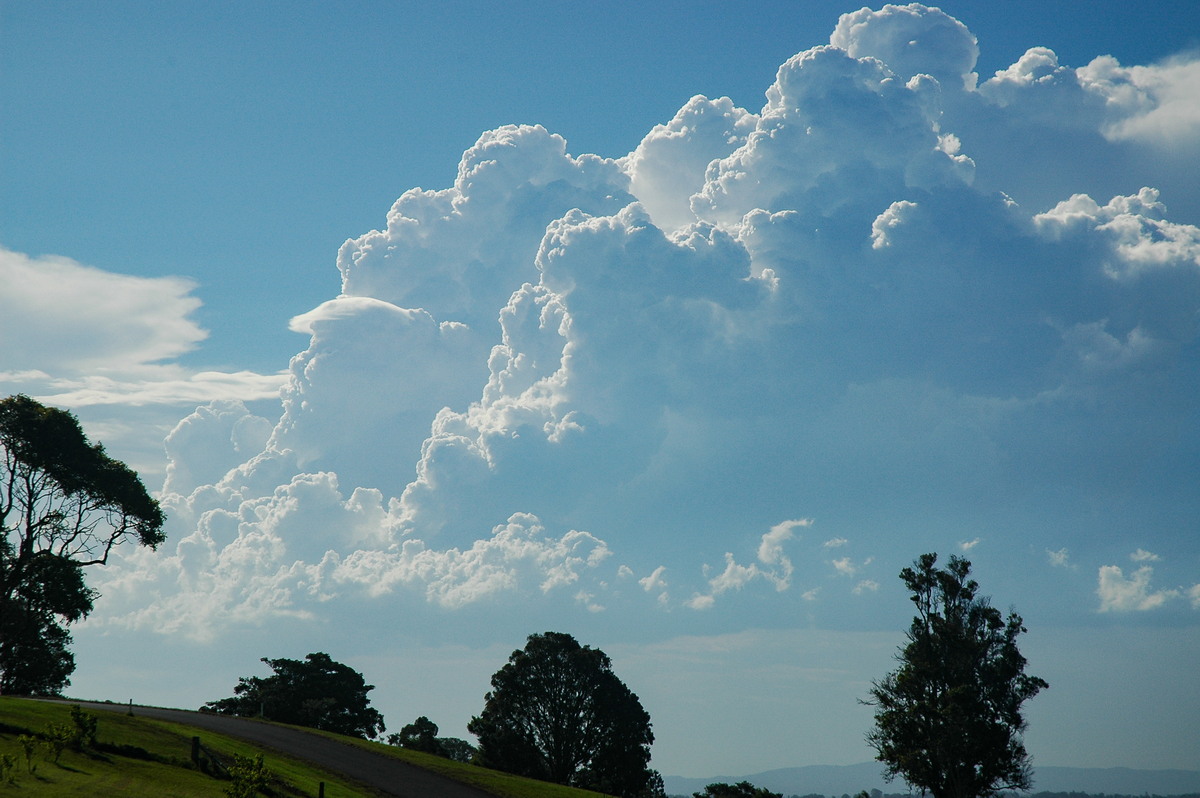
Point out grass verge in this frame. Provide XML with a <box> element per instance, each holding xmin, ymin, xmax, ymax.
<box><xmin>0</xmin><ymin>696</ymin><xmax>370</xmax><ymax>796</ymax></box>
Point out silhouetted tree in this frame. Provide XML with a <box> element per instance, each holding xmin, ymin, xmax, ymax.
<box><xmin>389</xmin><ymin>715</ymin><xmax>443</xmax><ymax>754</ymax></box>
<box><xmin>203</xmin><ymin>652</ymin><xmax>385</xmax><ymax>738</ymax></box>
<box><xmin>864</xmin><ymin>553</ymin><xmax>1048</xmax><ymax>798</ymax></box>
<box><xmin>468</xmin><ymin>631</ymin><xmax>658</xmax><ymax>797</ymax></box>
<box><xmin>694</xmin><ymin>781</ymin><xmax>783</xmax><ymax>797</ymax></box>
<box><xmin>386</xmin><ymin>715</ymin><xmax>478</xmax><ymax>762</ymax></box>
<box><xmin>437</xmin><ymin>736</ymin><xmax>477</xmax><ymax>764</ymax></box>
<box><xmin>0</xmin><ymin>395</ymin><xmax>164</xmax><ymax>694</ymax></box>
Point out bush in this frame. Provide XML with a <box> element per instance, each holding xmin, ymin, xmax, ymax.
<box><xmin>225</xmin><ymin>753</ymin><xmax>272</xmax><ymax>798</ymax></box>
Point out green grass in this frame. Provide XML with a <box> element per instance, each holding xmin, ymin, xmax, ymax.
<box><xmin>0</xmin><ymin>697</ymin><xmax>617</xmax><ymax>798</ymax></box>
<box><xmin>302</xmin><ymin>730</ymin><xmax>615</xmax><ymax>798</ymax></box>
<box><xmin>0</xmin><ymin>697</ymin><xmax>369</xmax><ymax>796</ymax></box>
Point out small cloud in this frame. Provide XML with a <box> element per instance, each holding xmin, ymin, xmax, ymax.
<box><xmin>822</xmin><ymin>537</ymin><xmax>849</xmax><ymax>549</ymax></box>
<box><xmin>687</xmin><ymin>520</ymin><xmax>803</xmax><ymax>609</ymax></box>
<box><xmin>617</xmin><ymin>565</ymin><xmax>634</xmax><ymax>579</ymax></box>
<box><xmin>853</xmin><ymin>580</ymin><xmax>879</xmax><ymax>595</ymax></box>
<box><xmin>802</xmin><ymin>588</ymin><xmax>821</xmax><ymax>601</ymax></box>
<box><xmin>638</xmin><ymin>565</ymin><xmax>670</xmax><ymax>606</ymax></box>
<box><xmin>1190</xmin><ymin>584</ymin><xmax>1200</xmax><ymax>610</ymax></box>
<box><xmin>1130</xmin><ymin>548</ymin><xmax>1161</xmax><ymax>562</ymax></box>
<box><xmin>1097</xmin><ymin>564</ymin><xmax>1179</xmax><ymax>612</ymax></box>
<box><xmin>960</xmin><ymin>537</ymin><xmax>982</xmax><ymax>551</ymax></box>
<box><xmin>638</xmin><ymin>565</ymin><xmax>668</xmax><ymax>592</ymax></box>
<box><xmin>831</xmin><ymin>556</ymin><xmax>873</xmax><ymax>577</ymax></box>
<box><xmin>832</xmin><ymin>557</ymin><xmax>857</xmax><ymax>576</ymax></box>
<box><xmin>1046</xmin><ymin>548</ymin><xmax>1072</xmax><ymax>568</ymax></box>
<box><xmin>575</xmin><ymin>590</ymin><xmax>605</xmax><ymax>613</ymax></box>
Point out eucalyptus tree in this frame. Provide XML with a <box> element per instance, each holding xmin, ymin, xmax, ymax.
<box><xmin>0</xmin><ymin>395</ymin><xmax>164</xmax><ymax>693</ymax></box>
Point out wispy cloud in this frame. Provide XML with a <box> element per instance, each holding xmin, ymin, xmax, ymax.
<box><xmin>1046</xmin><ymin>548</ymin><xmax>1072</xmax><ymax>568</ymax></box>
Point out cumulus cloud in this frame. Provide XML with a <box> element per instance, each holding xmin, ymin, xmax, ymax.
<box><xmin>88</xmin><ymin>3</ymin><xmax>1200</xmax><ymax>638</ymax></box>
<box><xmin>959</xmin><ymin>537</ymin><xmax>981</xmax><ymax>551</ymax></box>
<box><xmin>1078</xmin><ymin>53</ymin><xmax>1200</xmax><ymax>145</ymax></box>
<box><xmin>1097</xmin><ymin>563</ymin><xmax>1180</xmax><ymax>612</ymax></box>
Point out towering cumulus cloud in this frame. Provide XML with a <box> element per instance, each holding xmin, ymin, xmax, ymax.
<box><xmin>93</xmin><ymin>4</ymin><xmax>1200</xmax><ymax>642</ymax></box>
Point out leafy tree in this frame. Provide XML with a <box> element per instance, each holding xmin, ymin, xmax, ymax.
<box><xmin>0</xmin><ymin>395</ymin><xmax>164</xmax><ymax>694</ymax></box>
<box><xmin>388</xmin><ymin>715</ymin><xmax>444</xmax><ymax>754</ymax></box>
<box><xmin>693</xmin><ymin>781</ymin><xmax>783</xmax><ymax>797</ymax></box>
<box><xmin>202</xmin><ymin>652</ymin><xmax>385</xmax><ymax>739</ymax></box>
<box><xmin>468</xmin><ymin>631</ymin><xmax>657</xmax><ymax>797</ymax></box>
<box><xmin>436</xmin><ymin>736</ymin><xmax>477</xmax><ymax>764</ymax></box>
<box><xmin>863</xmin><ymin>553</ymin><xmax>1048</xmax><ymax>798</ymax></box>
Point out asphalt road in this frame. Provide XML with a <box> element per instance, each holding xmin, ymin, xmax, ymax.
<box><xmin>49</xmin><ymin>700</ymin><xmax>495</xmax><ymax>798</ymax></box>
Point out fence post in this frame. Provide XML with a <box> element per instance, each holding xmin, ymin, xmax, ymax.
<box><xmin>318</xmin><ymin>781</ymin><xmax>325</xmax><ymax>798</ymax></box>
<box><xmin>191</xmin><ymin>736</ymin><xmax>200</xmax><ymax>766</ymax></box>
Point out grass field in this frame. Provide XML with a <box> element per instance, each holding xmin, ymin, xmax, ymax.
<box><xmin>0</xmin><ymin>697</ymin><xmax>615</xmax><ymax>797</ymax></box>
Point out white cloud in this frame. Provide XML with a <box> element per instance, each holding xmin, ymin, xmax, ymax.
<box><xmin>1097</xmin><ymin>564</ymin><xmax>1180</xmax><ymax>612</ymax></box>
<box><xmin>832</xmin><ymin>556</ymin><xmax>873</xmax><ymax>577</ymax></box>
<box><xmin>1131</xmin><ymin>548</ymin><xmax>1161</xmax><ymax>562</ymax></box>
<box><xmin>1078</xmin><ymin>53</ymin><xmax>1200</xmax><ymax>145</ymax></box>
<box><xmin>1046</xmin><ymin>548</ymin><xmax>1071</xmax><ymax>568</ymax></box>
<box><xmin>623</xmin><ymin>94</ymin><xmax>757</xmax><ymax>232</ymax></box>
<box><xmin>0</xmin><ymin>246</ymin><xmax>285</xmax><ymax>478</ymax></box>
<box><xmin>870</xmin><ymin>200</ymin><xmax>919</xmax><ymax>249</ymax></box>
<box><xmin>830</xmin><ymin>3</ymin><xmax>980</xmax><ymax>91</ymax></box>
<box><xmin>0</xmin><ymin>246</ymin><xmax>205</xmax><ymax>372</ymax></box>
<box><xmin>687</xmin><ymin>521</ymin><xmax>805</xmax><ymax>609</ymax></box>
<box><xmin>639</xmin><ymin>565</ymin><xmax>670</xmax><ymax>606</ymax></box>
<box><xmin>85</xmin><ymin>4</ymin><xmax>1200</xmax><ymax>645</ymax></box>
<box><xmin>1190</xmin><ymin>584</ymin><xmax>1200</xmax><ymax>610</ymax></box>
<box><xmin>959</xmin><ymin>537</ymin><xmax>982</xmax><ymax>551</ymax></box>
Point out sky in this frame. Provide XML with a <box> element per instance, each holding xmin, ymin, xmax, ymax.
<box><xmin>2</xmin><ymin>0</ymin><xmax>1200</xmax><ymax>782</ymax></box>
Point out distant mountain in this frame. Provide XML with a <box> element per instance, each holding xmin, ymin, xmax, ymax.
<box><xmin>663</xmin><ymin>763</ymin><xmax>1200</xmax><ymax>798</ymax></box>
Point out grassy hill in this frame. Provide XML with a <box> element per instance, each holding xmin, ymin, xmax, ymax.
<box><xmin>0</xmin><ymin>697</ymin><xmax>611</xmax><ymax>798</ymax></box>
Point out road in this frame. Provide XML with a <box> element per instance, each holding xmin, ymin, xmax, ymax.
<box><xmin>52</xmin><ymin>700</ymin><xmax>495</xmax><ymax>798</ymax></box>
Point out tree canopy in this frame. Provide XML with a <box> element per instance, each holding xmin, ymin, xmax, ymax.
<box><xmin>202</xmin><ymin>652</ymin><xmax>385</xmax><ymax>739</ymax></box>
<box><xmin>468</xmin><ymin>631</ymin><xmax>659</xmax><ymax>797</ymax></box>
<box><xmin>693</xmin><ymin>782</ymin><xmax>783</xmax><ymax>798</ymax></box>
<box><xmin>0</xmin><ymin>394</ymin><xmax>164</xmax><ymax>694</ymax></box>
<box><xmin>864</xmin><ymin>553</ymin><xmax>1048</xmax><ymax>798</ymax></box>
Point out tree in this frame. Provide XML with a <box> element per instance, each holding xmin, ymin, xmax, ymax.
<box><xmin>0</xmin><ymin>395</ymin><xmax>164</xmax><ymax>694</ymax></box>
<box><xmin>202</xmin><ymin>652</ymin><xmax>385</xmax><ymax>739</ymax></box>
<box><xmin>388</xmin><ymin>715</ymin><xmax>444</xmax><ymax>755</ymax></box>
<box><xmin>692</xmin><ymin>781</ymin><xmax>782</xmax><ymax>798</ymax></box>
<box><xmin>863</xmin><ymin>553</ymin><xmax>1049</xmax><ymax>798</ymax></box>
<box><xmin>387</xmin><ymin>717</ymin><xmax>478</xmax><ymax>762</ymax></box>
<box><xmin>468</xmin><ymin>631</ymin><xmax>658</xmax><ymax>797</ymax></box>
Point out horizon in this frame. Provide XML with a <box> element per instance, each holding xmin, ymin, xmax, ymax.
<box><xmin>2</xmin><ymin>0</ymin><xmax>1199</xmax><ymax>779</ymax></box>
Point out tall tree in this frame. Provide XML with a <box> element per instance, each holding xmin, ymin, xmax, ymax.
<box><xmin>468</xmin><ymin>631</ymin><xmax>659</xmax><ymax>798</ymax></box>
<box><xmin>0</xmin><ymin>394</ymin><xmax>164</xmax><ymax>694</ymax></box>
<box><xmin>202</xmin><ymin>652</ymin><xmax>385</xmax><ymax>739</ymax></box>
<box><xmin>864</xmin><ymin>553</ymin><xmax>1048</xmax><ymax>798</ymax></box>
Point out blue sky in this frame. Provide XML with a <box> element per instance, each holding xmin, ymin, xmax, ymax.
<box><xmin>3</xmin><ymin>0</ymin><xmax>1199</xmax><ymax>781</ymax></box>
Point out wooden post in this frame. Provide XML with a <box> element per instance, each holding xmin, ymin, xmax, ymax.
<box><xmin>318</xmin><ymin>781</ymin><xmax>325</xmax><ymax>798</ymax></box>
<box><xmin>191</xmin><ymin>736</ymin><xmax>200</xmax><ymax>766</ymax></box>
